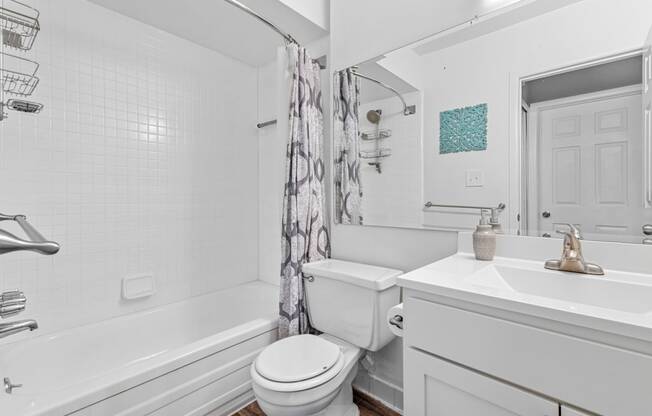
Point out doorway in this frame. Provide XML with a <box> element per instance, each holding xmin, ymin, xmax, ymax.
<box><xmin>521</xmin><ymin>54</ymin><xmax>651</xmax><ymax>242</ymax></box>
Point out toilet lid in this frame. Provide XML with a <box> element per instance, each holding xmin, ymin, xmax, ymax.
<box><xmin>255</xmin><ymin>335</ymin><xmax>342</xmax><ymax>383</ymax></box>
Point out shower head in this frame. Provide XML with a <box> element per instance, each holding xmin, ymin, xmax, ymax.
<box><xmin>366</xmin><ymin>109</ymin><xmax>382</xmax><ymax>124</ymax></box>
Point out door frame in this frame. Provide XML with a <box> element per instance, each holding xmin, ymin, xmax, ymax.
<box><xmin>509</xmin><ymin>49</ymin><xmax>644</xmax><ymax>236</ymax></box>
<box><xmin>525</xmin><ymin>84</ymin><xmax>643</xmax><ymax>236</ymax></box>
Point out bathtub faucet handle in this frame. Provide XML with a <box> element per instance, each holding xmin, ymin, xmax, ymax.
<box><xmin>0</xmin><ymin>290</ymin><xmax>27</xmax><ymax>318</ymax></box>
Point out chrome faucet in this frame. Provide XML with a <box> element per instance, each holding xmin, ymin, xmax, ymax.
<box><xmin>544</xmin><ymin>224</ymin><xmax>604</xmax><ymax>275</ymax></box>
<box><xmin>0</xmin><ymin>290</ymin><xmax>38</xmax><ymax>339</ymax></box>
<box><xmin>0</xmin><ymin>319</ymin><xmax>38</xmax><ymax>339</ymax></box>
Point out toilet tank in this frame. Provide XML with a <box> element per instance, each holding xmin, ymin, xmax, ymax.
<box><xmin>301</xmin><ymin>259</ymin><xmax>402</xmax><ymax>352</ymax></box>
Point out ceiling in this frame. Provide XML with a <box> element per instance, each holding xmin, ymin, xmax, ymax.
<box><xmin>86</xmin><ymin>0</ymin><xmax>328</xmax><ymax>66</ymax></box>
<box><xmin>413</xmin><ymin>0</ymin><xmax>585</xmax><ymax>56</ymax></box>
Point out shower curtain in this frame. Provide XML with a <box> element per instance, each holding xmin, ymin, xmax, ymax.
<box><xmin>334</xmin><ymin>69</ymin><xmax>363</xmax><ymax>225</ymax></box>
<box><xmin>279</xmin><ymin>44</ymin><xmax>330</xmax><ymax>338</ymax></box>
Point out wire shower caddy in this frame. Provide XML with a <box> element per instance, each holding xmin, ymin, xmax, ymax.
<box><xmin>0</xmin><ymin>0</ymin><xmax>42</xmax><ymax>121</ymax></box>
<box><xmin>1</xmin><ymin>52</ymin><xmax>39</xmax><ymax>96</ymax></box>
<box><xmin>0</xmin><ymin>0</ymin><xmax>40</xmax><ymax>51</ymax></box>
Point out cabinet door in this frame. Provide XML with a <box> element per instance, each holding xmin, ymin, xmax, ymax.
<box><xmin>561</xmin><ymin>406</ymin><xmax>591</xmax><ymax>416</ymax></box>
<box><xmin>404</xmin><ymin>348</ymin><xmax>558</xmax><ymax>416</ymax></box>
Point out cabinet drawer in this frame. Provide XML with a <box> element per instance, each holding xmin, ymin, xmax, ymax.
<box><xmin>405</xmin><ymin>297</ymin><xmax>652</xmax><ymax>416</ymax></box>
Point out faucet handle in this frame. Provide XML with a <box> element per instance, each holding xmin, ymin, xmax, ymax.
<box><xmin>0</xmin><ymin>290</ymin><xmax>26</xmax><ymax>304</ymax></box>
<box><xmin>0</xmin><ymin>303</ymin><xmax>25</xmax><ymax>318</ymax></box>
<box><xmin>0</xmin><ymin>291</ymin><xmax>26</xmax><ymax>318</ymax></box>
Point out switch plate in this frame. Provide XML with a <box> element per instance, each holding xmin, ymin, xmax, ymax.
<box><xmin>466</xmin><ymin>170</ymin><xmax>484</xmax><ymax>187</ymax></box>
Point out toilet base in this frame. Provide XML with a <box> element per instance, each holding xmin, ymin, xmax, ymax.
<box><xmin>256</xmin><ymin>362</ymin><xmax>360</xmax><ymax>416</ymax></box>
<box><xmin>311</xmin><ymin>379</ymin><xmax>359</xmax><ymax>416</ymax></box>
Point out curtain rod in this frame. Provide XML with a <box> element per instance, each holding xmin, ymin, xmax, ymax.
<box><xmin>223</xmin><ymin>0</ymin><xmax>327</xmax><ymax>71</ymax></box>
<box><xmin>351</xmin><ymin>71</ymin><xmax>416</xmax><ymax>116</ymax></box>
<box><xmin>223</xmin><ymin>0</ymin><xmax>298</xmax><ymax>45</ymax></box>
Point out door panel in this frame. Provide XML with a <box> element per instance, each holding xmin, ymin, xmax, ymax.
<box><xmin>404</xmin><ymin>348</ymin><xmax>558</xmax><ymax>416</ymax></box>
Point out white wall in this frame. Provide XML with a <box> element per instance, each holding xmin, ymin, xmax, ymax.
<box><xmin>278</xmin><ymin>0</ymin><xmax>329</xmax><ymax>31</ymax></box>
<box><xmin>420</xmin><ymin>0</ymin><xmax>652</xmax><ymax>230</ymax></box>
<box><xmin>0</xmin><ymin>0</ymin><xmax>259</xmax><ymax>340</ymax></box>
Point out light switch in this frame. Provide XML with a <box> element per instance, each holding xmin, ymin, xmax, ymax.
<box><xmin>466</xmin><ymin>170</ymin><xmax>484</xmax><ymax>187</ymax></box>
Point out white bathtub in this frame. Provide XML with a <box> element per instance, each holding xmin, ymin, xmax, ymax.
<box><xmin>0</xmin><ymin>281</ymin><xmax>279</xmax><ymax>416</ymax></box>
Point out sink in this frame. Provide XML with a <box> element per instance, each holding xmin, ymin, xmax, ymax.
<box><xmin>466</xmin><ymin>265</ymin><xmax>652</xmax><ymax>314</ymax></box>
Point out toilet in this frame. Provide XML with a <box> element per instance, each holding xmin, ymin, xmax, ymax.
<box><xmin>251</xmin><ymin>259</ymin><xmax>402</xmax><ymax>416</ymax></box>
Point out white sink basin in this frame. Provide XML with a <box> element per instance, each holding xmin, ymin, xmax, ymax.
<box><xmin>397</xmin><ymin>252</ymin><xmax>652</xmax><ymax>345</ymax></box>
<box><xmin>467</xmin><ymin>265</ymin><xmax>652</xmax><ymax>314</ymax></box>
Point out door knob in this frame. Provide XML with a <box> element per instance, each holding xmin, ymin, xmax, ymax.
<box><xmin>644</xmin><ymin>224</ymin><xmax>652</xmax><ymax>236</ymax></box>
<box><xmin>542</xmin><ymin>211</ymin><xmax>551</xmax><ymax>218</ymax></box>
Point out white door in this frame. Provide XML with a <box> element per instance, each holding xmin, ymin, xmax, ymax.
<box><xmin>643</xmin><ymin>29</ymin><xmax>652</xmax><ymax>242</ymax></box>
<box><xmin>561</xmin><ymin>405</ymin><xmax>591</xmax><ymax>416</ymax></box>
<box><xmin>533</xmin><ymin>88</ymin><xmax>648</xmax><ymax>242</ymax></box>
<box><xmin>404</xmin><ymin>348</ymin><xmax>558</xmax><ymax>416</ymax></box>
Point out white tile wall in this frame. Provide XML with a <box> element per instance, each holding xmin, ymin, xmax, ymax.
<box><xmin>0</xmin><ymin>0</ymin><xmax>260</xmax><ymax>340</ymax></box>
<box><xmin>358</xmin><ymin>91</ymin><xmax>422</xmax><ymax>228</ymax></box>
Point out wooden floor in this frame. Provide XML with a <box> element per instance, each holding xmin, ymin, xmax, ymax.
<box><xmin>232</xmin><ymin>389</ymin><xmax>400</xmax><ymax>416</ymax></box>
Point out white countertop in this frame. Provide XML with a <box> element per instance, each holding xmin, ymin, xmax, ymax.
<box><xmin>398</xmin><ymin>250</ymin><xmax>652</xmax><ymax>345</ymax></box>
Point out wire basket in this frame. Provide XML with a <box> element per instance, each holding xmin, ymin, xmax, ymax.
<box><xmin>361</xmin><ymin>129</ymin><xmax>392</xmax><ymax>141</ymax></box>
<box><xmin>0</xmin><ymin>0</ymin><xmax>40</xmax><ymax>51</ymax></box>
<box><xmin>1</xmin><ymin>52</ymin><xmax>40</xmax><ymax>96</ymax></box>
<box><xmin>360</xmin><ymin>148</ymin><xmax>392</xmax><ymax>159</ymax></box>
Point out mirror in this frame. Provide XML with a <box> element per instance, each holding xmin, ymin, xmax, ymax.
<box><xmin>332</xmin><ymin>2</ymin><xmax>652</xmax><ymax>244</ymax></box>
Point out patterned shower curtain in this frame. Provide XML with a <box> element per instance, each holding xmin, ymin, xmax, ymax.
<box><xmin>279</xmin><ymin>44</ymin><xmax>331</xmax><ymax>338</ymax></box>
<box><xmin>333</xmin><ymin>69</ymin><xmax>363</xmax><ymax>225</ymax></box>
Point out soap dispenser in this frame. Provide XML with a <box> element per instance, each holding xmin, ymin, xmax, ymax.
<box><xmin>473</xmin><ymin>210</ymin><xmax>496</xmax><ymax>261</ymax></box>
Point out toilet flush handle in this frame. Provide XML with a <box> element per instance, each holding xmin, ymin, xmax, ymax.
<box><xmin>389</xmin><ymin>315</ymin><xmax>403</xmax><ymax>330</ymax></box>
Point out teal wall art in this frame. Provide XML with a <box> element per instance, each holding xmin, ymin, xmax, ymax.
<box><xmin>439</xmin><ymin>103</ymin><xmax>488</xmax><ymax>154</ymax></box>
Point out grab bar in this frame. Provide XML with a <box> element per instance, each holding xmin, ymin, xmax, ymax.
<box><xmin>0</xmin><ymin>213</ymin><xmax>60</xmax><ymax>255</ymax></box>
<box><xmin>424</xmin><ymin>202</ymin><xmax>506</xmax><ymax>226</ymax></box>
<box><xmin>424</xmin><ymin>202</ymin><xmax>506</xmax><ymax>211</ymax></box>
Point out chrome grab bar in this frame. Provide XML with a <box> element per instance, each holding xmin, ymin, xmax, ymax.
<box><xmin>0</xmin><ymin>213</ymin><xmax>60</xmax><ymax>255</ymax></box>
<box><xmin>424</xmin><ymin>202</ymin><xmax>506</xmax><ymax>225</ymax></box>
<box><xmin>424</xmin><ymin>202</ymin><xmax>506</xmax><ymax>211</ymax></box>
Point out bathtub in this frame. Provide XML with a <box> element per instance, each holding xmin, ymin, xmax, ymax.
<box><xmin>0</xmin><ymin>281</ymin><xmax>279</xmax><ymax>416</ymax></box>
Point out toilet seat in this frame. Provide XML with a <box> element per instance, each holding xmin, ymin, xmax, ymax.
<box><xmin>253</xmin><ymin>335</ymin><xmax>346</xmax><ymax>392</ymax></box>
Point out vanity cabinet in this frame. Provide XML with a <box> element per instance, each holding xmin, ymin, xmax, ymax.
<box><xmin>402</xmin><ymin>293</ymin><xmax>652</xmax><ymax>415</ymax></box>
<box><xmin>404</xmin><ymin>348</ymin><xmax>558</xmax><ymax>416</ymax></box>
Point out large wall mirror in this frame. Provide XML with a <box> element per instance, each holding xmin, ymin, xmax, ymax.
<box><xmin>332</xmin><ymin>1</ymin><xmax>652</xmax><ymax>245</ymax></box>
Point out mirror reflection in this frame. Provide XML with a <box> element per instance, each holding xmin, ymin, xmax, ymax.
<box><xmin>333</xmin><ymin>8</ymin><xmax>652</xmax><ymax>245</ymax></box>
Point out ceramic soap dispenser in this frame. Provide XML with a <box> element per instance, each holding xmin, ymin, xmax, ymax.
<box><xmin>473</xmin><ymin>210</ymin><xmax>496</xmax><ymax>261</ymax></box>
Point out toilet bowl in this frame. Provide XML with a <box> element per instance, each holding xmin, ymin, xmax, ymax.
<box><xmin>250</xmin><ymin>259</ymin><xmax>403</xmax><ymax>416</ymax></box>
<box><xmin>251</xmin><ymin>334</ymin><xmax>362</xmax><ymax>416</ymax></box>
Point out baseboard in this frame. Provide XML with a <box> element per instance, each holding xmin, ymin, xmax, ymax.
<box><xmin>353</xmin><ymin>371</ymin><xmax>403</xmax><ymax>414</ymax></box>
<box><xmin>353</xmin><ymin>387</ymin><xmax>402</xmax><ymax>416</ymax></box>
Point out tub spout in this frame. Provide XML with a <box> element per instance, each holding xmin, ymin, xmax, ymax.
<box><xmin>0</xmin><ymin>319</ymin><xmax>38</xmax><ymax>339</ymax></box>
